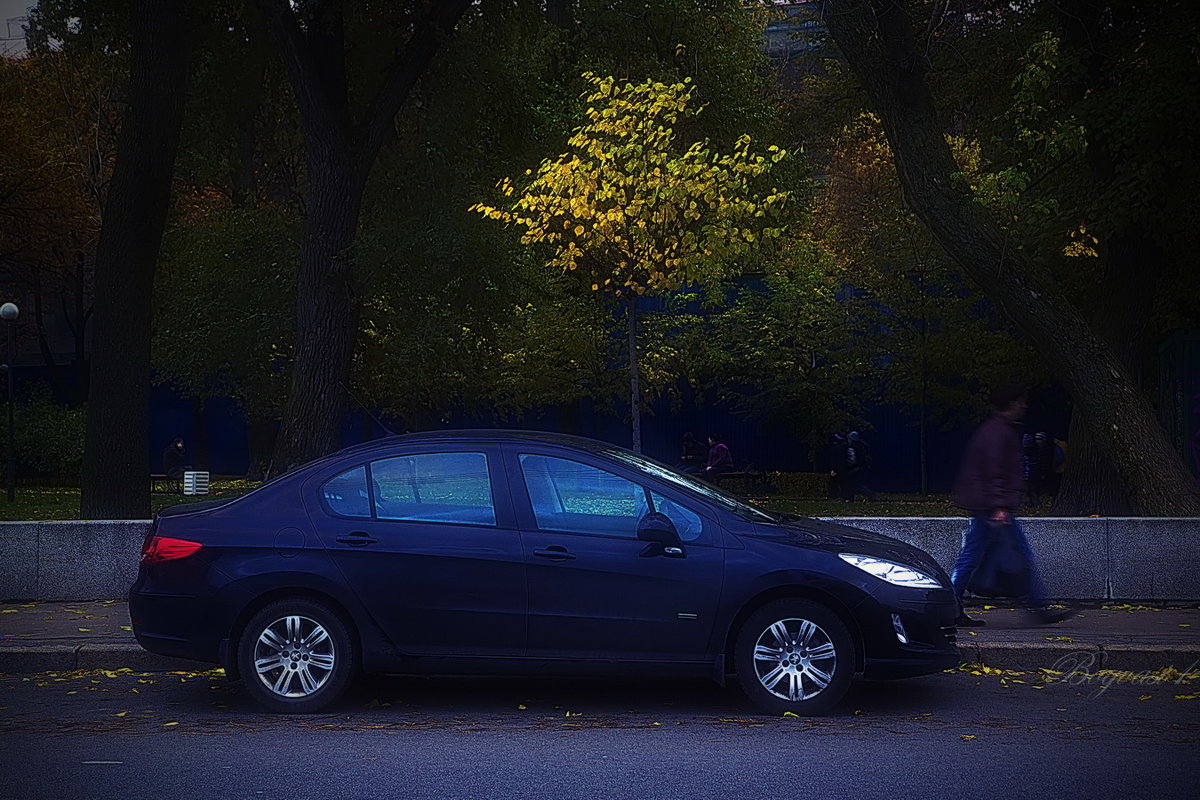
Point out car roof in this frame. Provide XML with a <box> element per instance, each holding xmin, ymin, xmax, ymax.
<box><xmin>327</xmin><ymin>429</ymin><xmax>621</xmax><ymax>460</ymax></box>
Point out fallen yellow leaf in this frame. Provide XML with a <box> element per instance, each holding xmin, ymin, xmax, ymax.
<box><xmin>960</xmin><ymin>734</ymin><xmax>977</xmax><ymax>741</ymax></box>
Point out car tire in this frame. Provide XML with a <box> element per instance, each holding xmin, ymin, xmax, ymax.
<box><xmin>236</xmin><ymin>598</ymin><xmax>357</xmax><ymax>714</ymax></box>
<box><xmin>734</xmin><ymin>599</ymin><xmax>855</xmax><ymax>715</ymax></box>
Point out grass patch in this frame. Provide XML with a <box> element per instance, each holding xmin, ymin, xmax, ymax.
<box><xmin>757</xmin><ymin>493</ymin><xmax>964</xmax><ymax>518</ymax></box>
<box><xmin>0</xmin><ymin>479</ymin><xmax>260</xmax><ymax>521</ymax></box>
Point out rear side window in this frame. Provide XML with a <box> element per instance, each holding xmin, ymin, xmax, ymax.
<box><xmin>371</xmin><ymin>452</ymin><xmax>496</xmax><ymax>527</ymax></box>
<box><xmin>321</xmin><ymin>466</ymin><xmax>371</xmax><ymax>518</ymax></box>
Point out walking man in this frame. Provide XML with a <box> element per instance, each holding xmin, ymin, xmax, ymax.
<box><xmin>950</xmin><ymin>385</ymin><xmax>1073</xmax><ymax>627</ymax></box>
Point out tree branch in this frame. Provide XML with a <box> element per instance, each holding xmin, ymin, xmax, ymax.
<box><xmin>354</xmin><ymin>0</ymin><xmax>474</xmax><ymax>171</ymax></box>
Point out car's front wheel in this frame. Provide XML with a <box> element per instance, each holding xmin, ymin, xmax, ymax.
<box><xmin>734</xmin><ymin>599</ymin><xmax>855</xmax><ymax>715</ymax></box>
<box><xmin>237</xmin><ymin>598</ymin><xmax>356</xmax><ymax>713</ymax></box>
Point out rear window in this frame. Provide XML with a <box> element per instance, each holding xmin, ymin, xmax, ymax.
<box><xmin>321</xmin><ymin>466</ymin><xmax>371</xmax><ymax>518</ymax></box>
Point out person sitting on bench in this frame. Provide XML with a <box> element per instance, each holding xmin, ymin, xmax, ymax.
<box><xmin>163</xmin><ymin>438</ymin><xmax>189</xmax><ymax>480</ymax></box>
<box><xmin>704</xmin><ymin>433</ymin><xmax>734</xmax><ymax>480</ymax></box>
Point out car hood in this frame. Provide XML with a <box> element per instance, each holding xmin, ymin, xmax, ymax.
<box><xmin>749</xmin><ymin>516</ymin><xmax>945</xmax><ymax>577</ymax></box>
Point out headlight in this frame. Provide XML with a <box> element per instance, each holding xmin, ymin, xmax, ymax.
<box><xmin>839</xmin><ymin>553</ymin><xmax>942</xmax><ymax>589</ymax></box>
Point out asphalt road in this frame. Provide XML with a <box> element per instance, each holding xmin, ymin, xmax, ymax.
<box><xmin>1</xmin><ymin>668</ymin><xmax>1197</xmax><ymax>800</ymax></box>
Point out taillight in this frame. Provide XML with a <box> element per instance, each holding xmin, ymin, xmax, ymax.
<box><xmin>141</xmin><ymin>536</ymin><xmax>203</xmax><ymax>564</ymax></box>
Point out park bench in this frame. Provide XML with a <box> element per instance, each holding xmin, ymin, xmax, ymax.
<box><xmin>709</xmin><ymin>466</ymin><xmax>771</xmax><ymax>496</ymax></box>
<box><xmin>150</xmin><ymin>473</ymin><xmax>180</xmax><ymax>494</ymax></box>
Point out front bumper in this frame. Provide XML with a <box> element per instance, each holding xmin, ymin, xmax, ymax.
<box><xmin>854</xmin><ymin>587</ymin><xmax>961</xmax><ymax>679</ymax></box>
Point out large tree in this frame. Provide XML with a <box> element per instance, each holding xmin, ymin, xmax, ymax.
<box><xmin>74</xmin><ymin>0</ymin><xmax>191</xmax><ymax>519</ymax></box>
<box><xmin>819</xmin><ymin>0</ymin><xmax>1200</xmax><ymax>515</ymax></box>
<box><xmin>252</xmin><ymin>0</ymin><xmax>472</xmax><ymax>474</ymax></box>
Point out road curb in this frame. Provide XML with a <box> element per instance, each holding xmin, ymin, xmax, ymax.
<box><xmin>0</xmin><ymin>644</ymin><xmax>199</xmax><ymax>673</ymax></box>
<box><xmin>970</xmin><ymin>642</ymin><xmax>1200</xmax><ymax>674</ymax></box>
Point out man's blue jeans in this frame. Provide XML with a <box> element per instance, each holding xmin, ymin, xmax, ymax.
<box><xmin>951</xmin><ymin>514</ymin><xmax>1048</xmax><ymax>610</ymax></box>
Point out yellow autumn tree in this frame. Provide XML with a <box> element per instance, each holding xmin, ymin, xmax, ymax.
<box><xmin>472</xmin><ymin>72</ymin><xmax>789</xmax><ymax>451</ymax></box>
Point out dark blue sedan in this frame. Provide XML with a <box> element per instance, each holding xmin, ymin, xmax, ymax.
<box><xmin>131</xmin><ymin>430</ymin><xmax>959</xmax><ymax>714</ymax></box>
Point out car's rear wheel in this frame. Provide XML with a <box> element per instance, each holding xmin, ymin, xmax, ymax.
<box><xmin>734</xmin><ymin>599</ymin><xmax>855</xmax><ymax>715</ymax></box>
<box><xmin>237</xmin><ymin>598</ymin><xmax>356</xmax><ymax>713</ymax></box>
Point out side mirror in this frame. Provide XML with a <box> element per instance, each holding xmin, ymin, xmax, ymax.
<box><xmin>637</xmin><ymin>512</ymin><xmax>684</xmax><ymax>557</ymax></box>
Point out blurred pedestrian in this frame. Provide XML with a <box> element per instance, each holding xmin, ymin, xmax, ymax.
<box><xmin>950</xmin><ymin>385</ymin><xmax>1073</xmax><ymax>627</ymax></box>
<box><xmin>827</xmin><ymin>433</ymin><xmax>847</xmax><ymax>499</ymax></box>
<box><xmin>848</xmin><ymin>431</ymin><xmax>877</xmax><ymax>500</ymax></box>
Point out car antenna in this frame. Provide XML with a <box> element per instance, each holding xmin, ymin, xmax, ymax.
<box><xmin>341</xmin><ymin>382</ymin><xmax>397</xmax><ymax>437</ymax></box>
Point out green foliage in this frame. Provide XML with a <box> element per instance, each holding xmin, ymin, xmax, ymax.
<box><xmin>153</xmin><ymin>204</ymin><xmax>296</xmax><ymax>419</ymax></box>
<box><xmin>929</xmin><ymin>0</ymin><xmax>1200</xmax><ymax>332</ymax></box>
<box><xmin>473</xmin><ymin>73</ymin><xmax>790</xmax><ymax>299</ymax></box>
<box><xmin>800</xmin><ymin>109</ymin><xmax>1041</xmax><ymax>434</ymax></box>
<box><xmin>0</xmin><ymin>385</ymin><xmax>86</xmax><ymax>485</ymax></box>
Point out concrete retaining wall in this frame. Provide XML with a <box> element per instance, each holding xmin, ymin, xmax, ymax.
<box><xmin>1</xmin><ymin>518</ymin><xmax>1198</xmax><ymax>602</ymax></box>
<box><xmin>831</xmin><ymin>517</ymin><xmax>1198</xmax><ymax>603</ymax></box>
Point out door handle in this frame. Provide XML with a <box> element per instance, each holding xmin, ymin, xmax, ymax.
<box><xmin>533</xmin><ymin>546</ymin><xmax>576</xmax><ymax>561</ymax></box>
<box><xmin>335</xmin><ymin>533</ymin><xmax>379</xmax><ymax>546</ymax></box>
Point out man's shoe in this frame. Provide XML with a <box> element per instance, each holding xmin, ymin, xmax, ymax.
<box><xmin>956</xmin><ymin>612</ymin><xmax>986</xmax><ymax>627</ymax></box>
<box><xmin>1036</xmin><ymin>608</ymin><xmax>1076</xmax><ymax>625</ymax></box>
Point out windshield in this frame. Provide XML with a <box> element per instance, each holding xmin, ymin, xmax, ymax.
<box><xmin>602</xmin><ymin>447</ymin><xmax>777</xmax><ymax>522</ymax></box>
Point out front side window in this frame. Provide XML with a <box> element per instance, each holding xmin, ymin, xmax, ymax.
<box><xmin>519</xmin><ymin>454</ymin><xmax>703</xmax><ymax>541</ymax></box>
<box><xmin>519</xmin><ymin>454</ymin><xmax>648</xmax><ymax>538</ymax></box>
<box><xmin>371</xmin><ymin>452</ymin><xmax>496</xmax><ymax>526</ymax></box>
<box><xmin>321</xmin><ymin>466</ymin><xmax>371</xmax><ymax>518</ymax></box>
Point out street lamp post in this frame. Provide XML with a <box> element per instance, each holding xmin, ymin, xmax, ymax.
<box><xmin>1</xmin><ymin>302</ymin><xmax>18</xmax><ymax>502</ymax></box>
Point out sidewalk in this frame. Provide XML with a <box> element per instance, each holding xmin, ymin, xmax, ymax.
<box><xmin>1</xmin><ymin>600</ymin><xmax>1198</xmax><ymax>675</ymax></box>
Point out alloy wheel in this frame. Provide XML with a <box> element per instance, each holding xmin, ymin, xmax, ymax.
<box><xmin>252</xmin><ymin>614</ymin><xmax>337</xmax><ymax>698</ymax></box>
<box><xmin>750</xmin><ymin>617</ymin><xmax>838</xmax><ymax>701</ymax></box>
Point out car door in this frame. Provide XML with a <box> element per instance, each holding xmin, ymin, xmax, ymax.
<box><xmin>306</xmin><ymin>445</ymin><xmax>527</xmax><ymax>657</ymax></box>
<box><xmin>504</xmin><ymin>444</ymin><xmax>725</xmax><ymax>663</ymax></box>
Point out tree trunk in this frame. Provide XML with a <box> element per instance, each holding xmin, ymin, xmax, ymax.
<box><xmin>628</xmin><ymin>297</ymin><xmax>642</xmax><ymax>453</ymax></box>
<box><xmin>1052</xmin><ymin>228</ymin><xmax>1160</xmax><ymax>514</ymax></box>
<box><xmin>1047</xmin><ymin>1</ymin><xmax>1162</xmax><ymax>515</ymax></box>
<box><xmin>820</xmin><ymin>0</ymin><xmax>1200</xmax><ymax>515</ymax></box>
<box><xmin>255</xmin><ymin>0</ymin><xmax>473</xmax><ymax>473</ymax></box>
<box><xmin>80</xmin><ymin>0</ymin><xmax>189</xmax><ymax>520</ymax></box>
<box><xmin>269</xmin><ymin>162</ymin><xmax>364</xmax><ymax>473</ymax></box>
